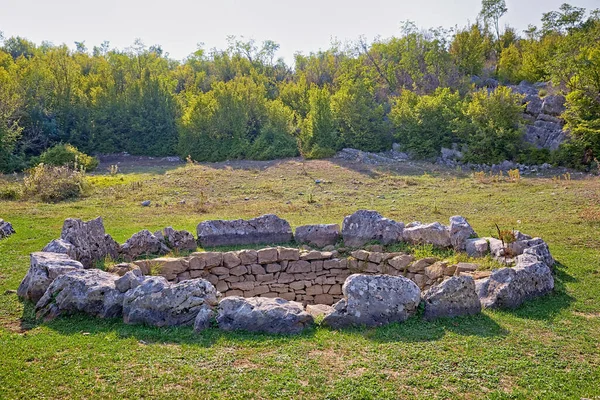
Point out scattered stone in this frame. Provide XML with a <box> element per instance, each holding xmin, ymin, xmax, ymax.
<box><xmin>422</xmin><ymin>276</ymin><xmax>481</xmax><ymax>320</ymax></box>
<box><xmin>196</xmin><ymin>214</ymin><xmax>293</xmax><ymax>247</ymax></box>
<box><xmin>466</xmin><ymin>238</ymin><xmax>489</xmax><ymax>257</ymax></box>
<box><xmin>449</xmin><ymin>216</ymin><xmax>476</xmax><ymax>251</ymax></box>
<box><xmin>121</xmin><ymin>230</ymin><xmax>170</xmax><ymax>261</ymax></box>
<box><xmin>155</xmin><ymin>227</ymin><xmax>197</xmax><ymax>252</ymax></box>
<box><xmin>216</xmin><ymin>296</ymin><xmax>314</xmax><ymax>334</ymax></box>
<box><xmin>35</xmin><ymin>269</ymin><xmax>124</xmax><ymax>320</ymax></box>
<box><xmin>342</xmin><ymin>210</ymin><xmax>404</xmax><ymax>247</ymax></box>
<box><xmin>17</xmin><ymin>252</ymin><xmax>84</xmax><ymax>304</ymax></box>
<box><xmin>141</xmin><ymin>200</ymin><xmax>151</xmax><ymax>207</ymax></box>
<box><xmin>115</xmin><ymin>269</ymin><xmax>145</xmax><ymax>293</ymax></box>
<box><xmin>42</xmin><ymin>239</ymin><xmax>77</xmax><ymax>259</ymax></box>
<box><xmin>295</xmin><ymin>224</ymin><xmax>340</xmax><ymax>247</ymax></box>
<box><xmin>322</xmin><ymin>274</ymin><xmax>420</xmax><ymax>328</ymax></box>
<box><xmin>403</xmin><ymin>222</ymin><xmax>451</xmax><ymax>248</ymax></box>
<box><xmin>123</xmin><ymin>277</ymin><xmax>218</xmax><ymax>327</ymax></box>
<box><xmin>0</xmin><ymin>219</ymin><xmax>15</xmax><ymax>240</ymax></box>
<box><xmin>59</xmin><ymin>217</ymin><xmax>120</xmax><ymax>268</ymax></box>
<box><xmin>306</xmin><ymin>303</ymin><xmax>334</xmax><ymax>318</ymax></box>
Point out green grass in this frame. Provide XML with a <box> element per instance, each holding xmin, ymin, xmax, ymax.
<box><xmin>1</xmin><ymin>159</ymin><xmax>600</xmax><ymax>399</ymax></box>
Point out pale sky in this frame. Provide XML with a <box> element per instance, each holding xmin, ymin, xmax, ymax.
<box><xmin>0</xmin><ymin>0</ymin><xmax>598</xmax><ymax>64</ymax></box>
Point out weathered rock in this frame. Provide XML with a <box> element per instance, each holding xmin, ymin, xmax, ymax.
<box><xmin>133</xmin><ymin>257</ymin><xmax>188</xmax><ymax>280</ymax></box>
<box><xmin>322</xmin><ymin>274</ymin><xmax>420</xmax><ymax>328</ymax></box>
<box><xmin>216</xmin><ymin>296</ymin><xmax>314</xmax><ymax>334</ymax></box>
<box><xmin>35</xmin><ymin>269</ymin><xmax>124</xmax><ymax>320</ymax></box>
<box><xmin>388</xmin><ymin>254</ymin><xmax>415</xmax><ymax>271</ymax></box>
<box><xmin>523</xmin><ymin>242</ymin><xmax>555</xmax><ymax>267</ymax></box>
<box><xmin>0</xmin><ymin>219</ymin><xmax>15</xmax><ymax>239</ymax></box>
<box><xmin>403</xmin><ymin>222</ymin><xmax>451</xmax><ymax>248</ymax></box>
<box><xmin>42</xmin><ymin>239</ymin><xmax>77</xmax><ymax>259</ymax></box>
<box><xmin>123</xmin><ymin>277</ymin><xmax>219</xmax><ymax>327</ymax></box>
<box><xmin>196</xmin><ymin>214</ymin><xmax>293</xmax><ymax>247</ymax></box>
<box><xmin>295</xmin><ymin>224</ymin><xmax>340</xmax><ymax>248</ymax></box>
<box><xmin>306</xmin><ymin>303</ymin><xmax>334</xmax><ymax>318</ymax></box>
<box><xmin>466</xmin><ymin>238</ymin><xmax>489</xmax><ymax>257</ymax></box>
<box><xmin>121</xmin><ymin>230</ymin><xmax>170</xmax><ymax>261</ymax></box>
<box><xmin>342</xmin><ymin>210</ymin><xmax>404</xmax><ymax>248</ymax></box>
<box><xmin>541</xmin><ymin>94</ymin><xmax>566</xmax><ymax>116</ymax></box>
<box><xmin>155</xmin><ymin>227</ymin><xmax>197</xmax><ymax>252</ymax></box>
<box><xmin>476</xmin><ymin>254</ymin><xmax>554</xmax><ymax>309</ymax></box>
<box><xmin>449</xmin><ymin>216</ymin><xmax>476</xmax><ymax>251</ymax></box>
<box><xmin>17</xmin><ymin>252</ymin><xmax>84</xmax><ymax>304</ymax></box>
<box><xmin>59</xmin><ymin>217</ymin><xmax>120</xmax><ymax>268</ymax></box>
<box><xmin>193</xmin><ymin>306</ymin><xmax>215</xmax><ymax>332</ymax></box>
<box><xmin>422</xmin><ymin>276</ymin><xmax>481</xmax><ymax>320</ymax></box>
<box><xmin>115</xmin><ymin>269</ymin><xmax>145</xmax><ymax>293</ymax></box>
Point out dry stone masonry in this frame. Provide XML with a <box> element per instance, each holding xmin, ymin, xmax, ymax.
<box><xmin>17</xmin><ymin>210</ymin><xmax>557</xmax><ymax>334</ymax></box>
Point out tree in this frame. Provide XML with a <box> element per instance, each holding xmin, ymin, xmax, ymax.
<box><xmin>299</xmin><ymin>86</ymin><xmax>337</xmax><ymax>158</ymax></box>
<box><xmin>480</xmin><ymin>0</ymin><xmax>508</xmax><ymax>43</ymax></box>
<box><xmin>450</xmin><ymin>24</ymin><xmax>486</xmax><ymax>76</ymax></box>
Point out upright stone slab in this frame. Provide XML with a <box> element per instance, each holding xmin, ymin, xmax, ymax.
<box><xmin>35</xmin><ymin>269</ymin><xmax>124</xmax><ymax>321</ymax></box>
<box><xmin>422</xmin><ymin>276</ymin><xmax>481</xmax><ymax>320</ymax></box>
<box><xmin>17</xmin><ymin>252</ymin><xmax>84</xmax><ymax>304</ymax></box>
<box><xmin>295</xmin><ymin>224</ymin><xmax>340</xmax><ymax>248</ymax></box>
<box><xmin>59</xmin><ymin>217</ymin><xmax>120</xmax><ymax>268</ymax></box>
<box><xmin>120</xmin><ymin>230</ymin><xmax>170</xmax><ymax>261</ymax></box>
<box><xmin>322</xmin><ymin>274</ymin><xmax>420</xmax><ymax>328</ymax></box>
<box><xmin>196</xmin><ymin>214</ymin><xmax>293</xmax><ymax>247</ymax></box>
<box><xmin>403</xmin><ymin>222</ymin><xmax>452</xmax><ymax>248</ymax></box>
<box><xmin>42</xmin><ymin>239</ymin><xmax>77</xmax><ymax>259</ymax></box>
<box><xmin>154</xmin><ymin>227</ymin><xmax>197</xmax><ymax>252</ymax></box>
<box><xmin>449</xmin><ymin>216</ymin><xmax>476</xmax><ymax>251</ymax></box>
<box><xmin>216</xmin><ymin>296</ymin><xmax>314</xmax><ymax>334</ymax></box>
<box><xmin>341</xmin><ymin>210</ymin><xmax>404</xmax><ymax>248</ymax></box>
<box><xmin>122</xmin><ymin>277</ymin><xmax>219</xmax><ymax>327</ymax></box>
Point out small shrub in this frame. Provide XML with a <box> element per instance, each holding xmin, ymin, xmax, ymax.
<box><xmin>0</xmin><ymin>183</ymin><xmax>20</xmax><ymax>200</ymax></box>
<box><xmin>508</xmin><ymin>169</ymin><xmax>521</xmax><ymax>182</ymax></box>
<box><xmin>39</xmin><ymin>144</ymin><xmax>99</xmax><ymax>172</ymax></box>
<box><xmin>22</xmin><ymin>164</ymin><xmax>90</xmax><ymax>202</ymax></box>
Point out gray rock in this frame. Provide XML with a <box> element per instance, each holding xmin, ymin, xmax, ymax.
<box><xmin>422</xmin><ymin>276</ymin><xmax>481</xmax><ymax>320</ymax></box>
<box><xmin>42</xmin><ymin>239</ymin><xmax>77</xmax><ymax>259</ymax></box>
<box><xmin>122</xmin><ymin>277</ymin><xmax>218</xmax><ymax>327</ymax></box>
<box><xmin>403</xmin><ymin>222</ymin><xmax>451</xmax><ymax>248</ymax></box>
<box><xmin>295</xmin><ymin>224</ymin><xmax>340</xmax><ymax>248</ymax></box>
<box><xmin>120</xmin><ymin>230</ymin><xmax>170</xmax><ymax>261</ymax></box>
<box><xmin>193</xmin><ymin>306</ymin><xmax>215</xmax><ymax>332</ymax></box>
<box><xmin>341</xmin><ymin>210</ymin><xmax>404</xmax><ymax>248</ymax></box>
<box><xmin>322</xmin><ymin>274</ymin><xmax>420</xmax><ymax>328</ymax></box>
<box><xmin>59</xmin><ymin>217</ymin><xmax>120</xmax><ymax>268</ymax></box>
<box><xmin>155</xmin><ymin>226</ymin><xmax>197</xmax><ymax>252</ymax></box>
<box><xmin>523</xmin><ymin>242</ymin><xmax>555</xmax><ymax>267</ymax></box>
<box><xmin>0</xmin><ymin>219</ymin><xmax>15</xmax><ymax>239</ymax></box>
<box><xmin>440</xmin><ymin>147</ymin><xmax>463</xmax><ymax>161</ymax></box>
<box><xmin>466</xmin><ymin>238</ymin><xmax>489</xmax><ymax>257</ymax></box>
<box><xmin>35</xmin><ymin>269</ymin><xmax>124</xmax><ymax>320</ymax></box>
<box><xmin>541</xmin><ymin>95</ymin><xmax>566</xmax><ymax>116</ymax></box>
<box><xmin>476</xmin><ymin>254</ymin><xmax>554</xmax><ymax>309</ymax></box>
<box><xmin>17</xmin><ymin>252</ymin><xmax>84</xmax><ymax>304</ymax></box>
<box><xmin>449</xmin><ymin>216</ymin><xmax>476</xmax><ymax>251</ymax></box>
<box><xmin>216</xmin><ymin>296</ymin><xmax>314</xmax><ymax>334</ymax></box>
<box><xmin>197</xmin><ymin>214</ymin><xmax>293</xmax><ymax>248</ymax></box>
<box><xmin>141</xmin><ymin>200</ymin><xmax>151</xmax><ymax>207</ymax></box>
<box><xmin>524</xmin><ymin>94</ymin><xmax>543</xmax><ymax>116</ymax></box>
<box><xmin>115</xmin><ymin>269</ymin><xmax>144</xmax><ymax>293</ymax></box>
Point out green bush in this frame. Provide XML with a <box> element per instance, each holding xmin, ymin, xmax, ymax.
<box><xmin>247</xmin><ymin>101</ymin><xmax>299</xmax><ymax>160</ymax></box>
<box><xmin>39</xmin><ymin>144</ymin><xmax>98</xmax><ymax>171</ymax></box>
<box><xmin>299</xmin><ymin>86</ymin><xmax>339</xmax><ymax>158</ymax></box>
<box><xmin>22</xmin><ymin>164</ymin><xmax>90</xmax><ymax>202</ymax></box>
<box><xmin>0</xmin><ymin>183</ymin><xmax>20</xmax><ymax>200</ymax></box>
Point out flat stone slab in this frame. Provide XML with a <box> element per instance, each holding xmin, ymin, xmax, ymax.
<box><xmin>197</xmin><ymin>214</ymin><xmax>293</xmax><ymax>247</ymax></box>
<box><xmin>422</xmin><ymin>275</ymin><xmax>481</xmax><ymax>320</ymax></box>
<box><xmin>295</xmin><ymin>224</ymin><xmax>340</xmax><ymax>248</ymax></box>
<box><xmin>342</xmin><ymin>210</ymin><xmax>404</xmax><ymax>248</ymax></box>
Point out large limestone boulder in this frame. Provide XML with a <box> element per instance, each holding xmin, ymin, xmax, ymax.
<box><xmin>59</xmin><ymin>217</ymin><xmax>120</xmax><ymax>268</ymax></box>
<box><xmin>476</xmin><ymin>253</ymin><xmax>554</xmax><ymax>309</ymax></box>
<box><xmin>422</xmin><ymin>276</ymin><xmax>481</xmax><ymax>320</ymax></box>
<box><xmin>42</xmin><ymin>239</ymin><xmax>77</xmax><ymax>259</ymax></box>
<box><xmin>403</xmin><ymin>222</ymin><xmax>451</xmax><ymax>248</ymax></box>
<box><xmin>216</xmin><ymin>296</ymin><xmax>314</xmax><ymax>334</ymax></box>
<box><xmin>196</xmin><ymin>214</ymin><xmax>293</xmax><ymax>248</ymax></box>
<box><xmin>295</xmin><ymin>224</ymin><xmax>340</xmax><ymax>247</ymax></box>
<box><xmin>154</xmin><ymin>227</ymin><xmax>197</xmax><ymax>252</ymax></box>
<box><xmin>35</xmin><ymin>269</ymin><xmax>124</xmax><ymax>321</ymax></box>
<box><xmin>17</xmin><ymin>252</ymin><xmax>84</xmax><ymax>304</ymax></box>
<box><xmin>120</xmin><ymin>230</ymin><xmax>170</xmax><ymax>261</ymax></box>
<box><xmin>449</xmin><ymin>216</ymin><xmax>476</xmax><ymax>251</ymax></box>
<box><xmin>466</xmin><ymin>238</ymin><xmax>489</xmax><ymax>257</ymax></box>
<box><xmin>122</xmin><ymin>277</ymin><xmax>218</xmax><ymax>327</ymax></box>
<box><xmin>341</xmin><ymin>210</ymin><xmax>404</xmax><ymax>248</ymax></box>
<box><xmin>0</xmin><ymin>219</ymin><xmax>15</xmax><ymax>239</ymax></box>
<box><xmin>322</xmin><ymin>274</ymin><xmax>420</xmax><ymax>328</ymax></box>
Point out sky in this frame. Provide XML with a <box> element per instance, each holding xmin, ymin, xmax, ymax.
<box><xmin>0</xmin><ymin>0</ymin><xmax>598</xmax><ymax>64</ymax></box>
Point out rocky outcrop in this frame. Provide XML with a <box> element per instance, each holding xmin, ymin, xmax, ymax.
<box><xmin>197</xmin><ymin>214</ymin><xmax>293</xmax><ymax>248</ymax></box>
<box><xmin>0</xmin><ymin>219</ymin><xmax>15</xmax><ymax>239</ymax></box>
<box><xmin>35</xmin><ymin>269</ymin><xmax>124</xmax><ymax>320</ymax></box>
<box><xmin>120</xmin><ymin>230</ymin><xmax>170</xmax><ymax>261</ymax></box>
<box><xmin>154</xmin><ymin>227</ymin><xmax>197</xmax><ymax>252</ymax></box>
<box><xmin>322</xmin><ymin>274</ymin><xmax>420</xmax><ymax>328</ymax></box>
<box><xmin>476</xmin><ymin>250</ymin><xmax>554</xmax><ymax>309</ymax></box>
<box><xmin>58</xmin><ymin>217</ymin><xmax>120</xmax><ymax>268</ymax></box>
<box><xmin>403</xmin><ymin>222</ymin><xmax>451</xmax><ymax>248</ymax></box>
<box><xmin>422</xmin><ymin>276</ymin><xmax>481</xmax><ymax>320</ymax></box>
<box><xmin>216</xmin><ymin>296</ymin><xmax>314</xmax><ymax>334</ymax></box>
<box><xmin>295</xmin><ymin>224</ymin><xmax>340</xmax><ymax>248</ymax></box>
<box><xmin>122</xmin><ymin>277</ymin><xmax>219</xmax><ymax>327</ymax></box>
<box><xmin>342</xmin><ymin>210</ymin><xmax>404</xmax><ymax>248</ymax></box>
<box><xmin>17</xmin><ymin>252</ymin><xmax>84</xmax><ymax>304</ymax></box>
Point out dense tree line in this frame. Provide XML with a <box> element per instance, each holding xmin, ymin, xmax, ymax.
<box><xmin>0</xmin><ymin>2</ymin><xmax>599</xmax><ymax>173</ymax></box>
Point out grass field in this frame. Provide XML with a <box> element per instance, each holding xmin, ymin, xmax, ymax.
<box><xmin>1</xmin><ymin>158</ymin><xmax>599</xmax><ymax>399</ymax></box>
